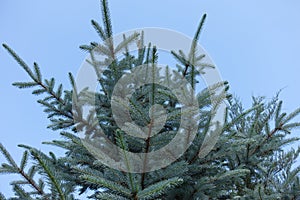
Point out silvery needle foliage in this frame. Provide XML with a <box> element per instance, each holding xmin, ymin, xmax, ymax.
<box><xmin>1</xmin><ymin>0</ymin><xmax>300</xmax><ymax>199</ymax></box>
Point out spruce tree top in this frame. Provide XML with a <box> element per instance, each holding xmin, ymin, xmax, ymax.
<box><xmin>1</xmin><ymin>0</ymin><xmax>300</xmax><ymax>199</ymax></box>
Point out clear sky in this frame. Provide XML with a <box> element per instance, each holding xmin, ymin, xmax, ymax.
<box><xmin>1</xmin><ymin>0</ymin><xmax>300</xmax><ymax>197</ymax></box>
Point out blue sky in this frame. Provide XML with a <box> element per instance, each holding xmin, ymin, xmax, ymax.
<box><xmin>1</xmin><ymin>0</ymin><xmax>300</xmax><ymax>197</ymax></box>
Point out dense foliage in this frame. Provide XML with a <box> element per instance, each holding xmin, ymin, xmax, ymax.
<box><xmin>1</xmin><ymin>1</ymin><xmax>300</xmax><ymax>199</ymax></box>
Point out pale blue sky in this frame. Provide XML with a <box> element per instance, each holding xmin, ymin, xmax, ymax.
<box><xmin>1</xmin><ymin>0</ymin><xmax>300</xmax><ymax>197</ymax></box>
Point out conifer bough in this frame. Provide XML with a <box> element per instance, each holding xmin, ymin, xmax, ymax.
<box><xmin>1</xmin><ymin>0</ymin><xmax>300</xmax><ymax>199</ymax></box>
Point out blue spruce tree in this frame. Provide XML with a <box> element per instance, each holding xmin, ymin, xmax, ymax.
<box><xmin>1</xmin><ymin>0</ymin><xmax>300</xmax><ymax>199</ymax></box>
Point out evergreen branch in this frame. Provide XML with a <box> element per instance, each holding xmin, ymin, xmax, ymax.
<box><xmin>91</xmin><ymin>19</ymin><xmax>107</xmax><ymax>41</ymax></box>
<box><xmin>188</xmin><ymin>117</ymin><xmax>211</xmax><ymax>164</ymax></box>
<box><xmin>20</xmin><ymin>151</ymin><xmax>29</xmax><ymax>171</ymax></box>
<box><xmin>12</xmin><ymin>185</ymin><xmax>35</xmax><ymax>200</ymax></box>
<box><xmin>188</xmin><ymin>14</ymin><xmax>206</xmax><ymax>68</ymax></box>
<box><xmin>275</xmin><ymin>100</ymin><xmax>283</xmax><ymax>124</ymax></box>
<box><xmin>129</xmin><ymin>99</ymin><xmax>149</xmax><ymax>124</ymax></box>
<box><xmin>33</xmin><ymin>62</ymin><xmax>42</xmax><ymax>82</ymax></box>
<box><xmin>0</xmin><ymin>143</ymin><xmax>18</xmax><ymax>168</ymax></box>
<box><xmin>95</xmin><ymin>193</ymin><xmax>129</xmax><ymax>200</ymax></box>
<box><xmin>27</xmin><ymin>166</ymin><xmax>38</xmax><ymax>179</ymax></box>
<box><xmin>79</xmin><ymin>44</ymin><xmax>94</xmax><ymax>51</ymax></box>
<box><xmin>56</xmin><ymin>84</ymin><xmax>63</xmax><ymax>98</ymax></box>
<box><xmin>35</xmin><ymin>78</ymin><xmax>68</xmax><ymax>110</ymax></box>
<box><xmin>37</xmin><ymin>99</ymin><xmax>72</xmax><ymax>119</ymax></box>
<box><xmin>101</xmin><ymin>0</ymin><xmax>113</xmax><ymax>38</ymax></box>
<box><xmin>145</xmin><ymin>43</ymin><xmax>152</xmax><ymax>64</ymax></box>
<box><xmin>10</xmin><ymin>180</ymin><xmax>28</xmax><ymax>185</ymax></box>
<box><xmin>282</xmin><ymin>122</ymin><xmax>300</xmax><ymax>131</ymax></box>
<box><xmin>171</xmin><ymin>51</ymin><xmax>188</xmax><ymax>69</ymax></box>
<box><xmin>196</xmin><ymin>53</ymin><xmax>206</xmax><ymax>62</ymax></box>
<box><xmin>141</xmin><ymin>115</ymin><xmax>155</xmax><ymax>189</ymax></box>
<box><xmin>100</xmin><ymin>0</ymin><xmax>115</xmax><ymax>60</ymax></box>
<box><xmin>284</xmin><ymin>165</ymin><xmax>300</xmax><ymax>188</ymax></box>
<box><xmin>0</xmin><ymin>144</ymin><xmax>46</xmax><ymax>198</ymax></box>
<box><xmin>45</xmin><ymin>77</ymin><xmax>55</xmax><ymax>90</ymax></box>
<box><xmin>115</xmin><ymin>32</ymin><xmax>140</xmax><ymax>54</ymax></box>
<box><xmin>222</xmin><ymin>104</ymin><xmax>262</xmax><ymax>132</ymax></box>
<box><xmin>250</xmin><ymin>126</ymin><xmax>281</xmax><ymax>156</ymax></box>
<box><xmin>42</xmin><ymin>140</ymin><xmax>72</xmax><ymax>151</ymax></box>
<box><xmin>123</xmin><ymin>34</ymin><xmax>130</xmax><ymax>54</ymax></box>
<box><xmin>29</xmin><ymin>150</ymin><xmax>65</xmax><ymax>200</ymax></box>
<box><xmin>3</xmin><ymin>45</ymin><xmax>74</xmax><ymax>121</ymax></box>
<box><xmin>72</xmin><ymin>166</ymin><xmax>104</xmax><ymax>180</ymax></box>
<box><xmin>137</xmin><ymin>177</ymin><xmax>183</xmax><ymax>200</ymax></box>
<box><xmin>136</xmin><ymin>31</ymin><xmax>146</xmax><ymax>66</ymax></box>
<box><xmin>18</xmin><ymin>167</ymin><xmax>46</xmax><ymax>197</ymax></box>
<box><xmin>2</xmin><ymin>44</ymin><xmax>36</xmax><ymax>81</ymax></box>
<box><xmin>193</xmin><ymin>14</ymin><xmax>207</xmax><ymax>44</ymax></box>
<box><xmin>81</xmin><ymin>174</ymin><xmax>132</xmax><ymax>197</ymax></box>
<box><xmin>249</xmin><ymin>96</ymin><xmax>278</xmax><ymax>135</ymax></box>
<box><xmin>68</xmin><ymin>72</ymin><xmax>78</xmax><ymax>96</ymax></box>
<box><xmin>0</xmin><ymin>164</ymin><xmax>18</xmax><ymax>174</ymax></box>
<box><xmin>94</xmin><ymin>43</ymin><xmax>112</xmax><ymax>56</ymax></box>
<box><xmin>32</xmin><ymin>88</ymin><xmax>47</xmax><ymax>95</ymax></box>
<box><xmin>282</xmin><ymin>108</ymin><xmax>300</xmax><ymax>124</ymax></box>
<box><xmin>216</xmin><ymin>169</ymin><xmax>250</xmax><ymax>181</ymax></box>
<box><xmin>60</xmin><ymin>131</ymin><xmax>82</xmax><ymax>145</ymax></box>
<box><xmin>87</xmin><ymin>51</ymin><xmax>102</xmax><ymax>82</ymax></box>
<box><xmin>116</xmin><ymin>131</ymin><xmax>136</xmax><ymax>192</ymax></box>
<box><xmin>12</xmin><ymin>82</ymin><xmax>38</xmax><ymax>89</ymax></box>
